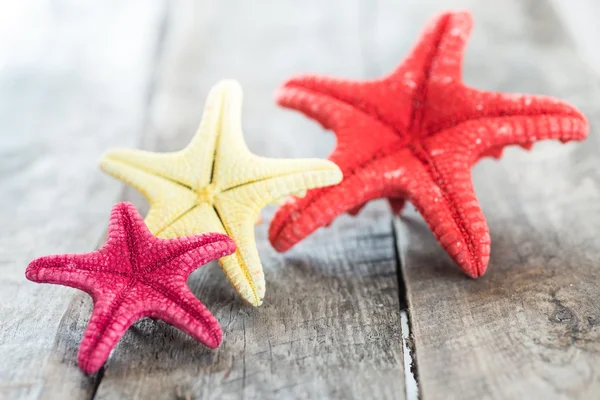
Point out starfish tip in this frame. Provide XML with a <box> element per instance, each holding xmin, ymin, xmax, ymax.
<box><xmin>213</xmin><ymin>78</ymin><xmax>243</xmax><ymax>96</ymax></box>
<box><xmin>269</xmin><ymin>236</ymin><xmax>290</xmax><ymax>253</ymax></box>
<box><xmin>461</xmin><ymin>252</ymin><xmax>489</xmax><ymax>279</ymax></box>
<box><xmin>431</xmin><ymin>8</ymin><xmax>473</xmax><ymax>30</ymax></box>
<box><xmin>112</xmin><ymin>201</ymin><xmax>136</xmax><ymax>214</ymax></box>
<box><xmin>77</xmin><ymin>348</ymin><xmax>103</xmax><ymax>375</ymax></box>
<box><xmin>250</xmin><ymin>297</ymin><xmax>264</xmax><ymax>307</ymax></box>
<box><xmin>24</xmin><ymin>259</ymin><xmax>40</xmax><ymax>282</ymax></box>
<box><xmin>469</xmin><ymin>265</ymin><xmax>487</xmax><ymax>279</ymax></box>
<box><xmin>98</xmin><ymin>148</ymin><xmax>132</xmax><ymax>174</ymax></box>
<box><xmin>205</xmin><ymin>329</ymin><xmax>223</xmax><ymax>349</ymax></box>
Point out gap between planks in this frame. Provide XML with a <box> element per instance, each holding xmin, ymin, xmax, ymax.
<box><xmin>392</xmin><ymin>220</ymin><xmax>420</xmax><ymax>400</ymax></box>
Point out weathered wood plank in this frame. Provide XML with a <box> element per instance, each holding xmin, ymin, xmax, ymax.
<box><xmin>0</xmin><ymin>1</ymin><xmax>166</xmax><ymax>398</ymax></box>
<box><xmin>391</xmin><ymin>0</ymin><xmax>600</xmax><ymax>399</ymax></box>
<box><xmin>83</xmin><ymin>0</ymin><xmax>404</xmax><ymax>398</ymax></box>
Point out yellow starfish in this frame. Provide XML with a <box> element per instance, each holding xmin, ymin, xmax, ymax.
<box><xmin>99</xmin><ymin>80</ymin><xmax>342</xmax><ymax>306</ymax></box>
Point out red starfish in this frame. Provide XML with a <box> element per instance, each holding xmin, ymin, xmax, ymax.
<box><xmin>269</xmin><ymin>10</ymin><xmax>588</xmax><ymax>278</ymax></box>
<box><xmin>26</xmin><ymin>202</ymin><xmax>235</xmax><ymax>374</ymax></box>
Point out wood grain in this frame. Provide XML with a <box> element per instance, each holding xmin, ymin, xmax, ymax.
<box><xmin>392</xmin><ymin>1</ymin><xmax>600</xmax><ymax>399</ymax></box>
<box><xmin>0</xmin><ymin>1</ymin><xmax>166</xmax><ymax>398</ymax></box>
<box><xmin>62</xmin><ymin>0</ymin><xmax>404</xmax><ymax>399</ymax></box>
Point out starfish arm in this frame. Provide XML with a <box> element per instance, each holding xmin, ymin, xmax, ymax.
<box><xmin>277</xmin><ymin>75</ymin><xmax>413</xmax><ymax>140</ymax></box>
<box><xmin>269</xmin><ymin>149</ymin><xmax>412</xmax><ymax>252</ymax></box>
<box><xmin>144</xmin><ymin>284</ymin><xmax>222</xmax><ymax>349</ymax></box>
<box><xmin>78</xmin><ymin>278</ymin><xmax>223</xmax><ymax>374</ymax></box>
<box><xmin>77</xmin><ymin>280</ymin><xmax>142</xmax><ymax>374</ymax></box>
<box><xmin>209</xmin><ymin>80</ymin><xmax>254</xmax><ymax>188</ymax></box>
<box><xmin>99</xmin><ymin>84</ymin><xmax>224</xmax><ymax>191</ymax></box>
<box><xmin>423</xmin><ymin>87</ymin><xmax>588</xmax><ymax>145</ymax></box>
<box><xmin>104</xmin><ymin>202</ymin><xmax>160</xmax><ymax>268</ymax></box>
<box><xmin>233</xmin><ymin>158</ymin><xmax>343</xmax><ymax>205</ymax></box>
<box><xmin>99</xmin><ymin>156</ymin><xmax>197</xmax><ymax>235</ymax></box>
<box><xmin>397</xmin><ymin>11</ymin><xmax>472</xmax><ymax>83</ymax></box>
<box><xmin>208</xmin><ymin>80</ymin><xmax>342</xmax><ymax>192</ymax></box>
<box><xmin>148</xmin><ymin>232</ymin><xmax>235</xmax><ymax>276</ymax></box>
<box><xmin>25</xmin><ymin>252</ymin><xmax>127</xmax><ymax>294</ymax></box>
<box><xmin>276</xmin><ymin>81</ymin><xmax>403</xmax><ymax>175</ymax></box>
<box><xmin>412</xmin><ymin>139</ymin><xmax>491</xmax><ymax>278</ymax></box>
<box><xmin>465</xmin><ymin>92</ymin><xmax>589</xmax><ymax>157</ymax></box>
<box><xmin>211</xmin><ymin>195</ymin><xmax>265</xmax><ymax>306</ymax></box>
<box><xmin>220</xmin><ymin>152</ymin><xmax>343</xmax><ymax>196</ymax></box>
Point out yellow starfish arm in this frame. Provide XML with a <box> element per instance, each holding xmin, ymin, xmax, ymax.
<box><xmin>158</xmin><ymin>201</ymin><xmax>264</xmax><ymax>306</ymax></box>
<box><xmin>232</xmin><ymin>158</ymin><xmax>342</xmax><ymax>206</ymax></box>
<box><xmin>100</xmin><ymin>85</ymin><xmax>224</xmax><ymax>191</ymax></box>
<box><xmin>211</xmin><ymin>80</ymin><xmax>343</xmax><ymax>193</ymax></box>
<box><xmin>212</xmin><ymin>166</ymin><xmax>341</xmax><ymax>306</ymax></box>
<box><xmin>214</xmin><ymin>197</ymin><xmax>265</xmax><ymax>306</ymax></box>
<box><xmin>99</xmin><ymin>157</ymin><xmax>196</xmax><ymax>235</ymax></box>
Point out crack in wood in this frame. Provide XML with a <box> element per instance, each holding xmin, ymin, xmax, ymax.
<box><xmin>393</xmin><ymin>219</ymin><xmax>420</xmax><ymax>400</ymax></box>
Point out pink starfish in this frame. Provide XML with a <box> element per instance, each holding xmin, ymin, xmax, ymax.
<box><xmin>26</xmin><ymin>202</ymin><xmax>235</xmax><ymax>374</ymax></box>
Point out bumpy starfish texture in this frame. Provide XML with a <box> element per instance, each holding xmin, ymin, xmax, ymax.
<box><xmin>269</xmin><ymin>10</ymin><xmax>588</xmax><ymax>278</ymax></box>
<box><xmin>26</xmin><ymin>202</ymin><xmax>235</xmax><ymax>374</ymax></box>
<box><xmin>100</xmin><ymin>80</ymin><xmax>342</xmax><ymax>306</ymax></box>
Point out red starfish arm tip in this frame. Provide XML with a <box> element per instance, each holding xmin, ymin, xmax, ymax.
<box><xmin>453</xmin><ymin>90</ymin><xmax>589</xmax><ymax>157</ymax></box>
<box><xmin>392</xmin><ymin>10</ymin><xmax>472</xmax><ymax>83</ymax></box>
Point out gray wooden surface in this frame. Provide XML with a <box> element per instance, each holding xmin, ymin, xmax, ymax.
<box><xmin>0</xmin><ymin>0</ymin><xmax>599</xmax><ymax>399</ymax></box>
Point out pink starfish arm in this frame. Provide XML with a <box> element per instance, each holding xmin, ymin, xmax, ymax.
<box><xmin>146</xmin><ymin>234</ymin><xmax>235</xmax><ymax>277</ymax></box>
<box><xmin>142</xmin><ymin>284</ymin><xmax>223</xmax><ymax>348</ymax></box>
<box><xmin>25</xmin><ymin>252</ymin><xmax>120</xmax><ymax>296</ymax></box>
<box><xmin>77</xmin><ymin>281</ymin><xmax>141</xmax><ymax>374</ymax></box>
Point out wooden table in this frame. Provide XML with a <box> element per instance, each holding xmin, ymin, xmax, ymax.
<box><xmin>1</xmin><ymin>0</ymin><xmax>599</xmax><ymax>399</ymax></box>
